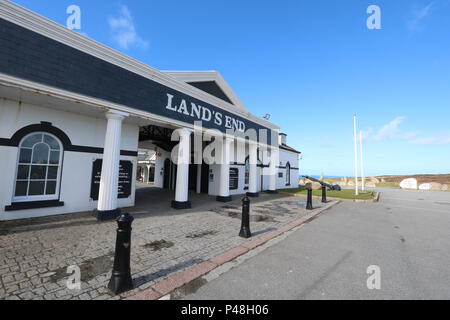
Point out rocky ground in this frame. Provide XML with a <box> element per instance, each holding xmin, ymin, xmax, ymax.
<box><xmin>299</xmin><ymin>174</ymin><xmax>450</xmax><ymax>192</ymax></box>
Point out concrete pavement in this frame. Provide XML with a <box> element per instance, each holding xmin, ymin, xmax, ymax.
<box><xmin>181</xmin><ymin>188</ymin><xmax>450</xmax><ymax>300</ymax></box>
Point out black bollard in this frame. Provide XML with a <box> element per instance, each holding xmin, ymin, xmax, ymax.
<box><xmin>306</xmin><ymin>186</ymin><xmax>313</xmax><ymax>210</ymax></box>
<box><xmin>322</xmin><ymin>185</ymin><xmax>327</xmax><ymax>203</ymax></box>
<box><xmin>108</xmin><ymin>213</ymin><xmax>134</xmax><ymax>295</ymax></box>
<box><xmin>239</xmin><ymin>197</ymin><xmax>252</xmax><ymax>238</ymax></box>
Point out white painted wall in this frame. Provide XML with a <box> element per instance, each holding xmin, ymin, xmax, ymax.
<box><xmin>154</xmin><ymin>150</ymin><xmax>171</xmax><ymax>188</ymax></box>
<box><xmin>277</xmin><ymin>148</ymin><xmax>300</xmax><ymax>190</ymax></box>
<box><xmin>0</xmin><ymin>98</ymin><xmax>139</xmax><ymax>221</ymax></box>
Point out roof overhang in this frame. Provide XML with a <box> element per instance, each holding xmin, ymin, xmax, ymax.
<box><xmin>0</xmin><ymin>1</ymin><xmax>279</xmax><ymax>134</ymax></box>
<box><xmin>162</xmin><ymin>71</ymin><xmax>248</xmax><ymax>112</ymax></box>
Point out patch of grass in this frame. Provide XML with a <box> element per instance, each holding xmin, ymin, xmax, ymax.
<box><xmin>376</xmin><ymin>182</ymin><xmax>399</xmax><ymax>188</ymax></box>
<box><xmin>280</xmin><ymin>188</ymin><xmax>376</xmax><ymax>200</ymax></box>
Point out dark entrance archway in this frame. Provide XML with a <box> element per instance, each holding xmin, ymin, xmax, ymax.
<box><xmin>200</xmin><ymin>163</ymin><xmax>210</xmax><ymax>194</ymax></box>
<box><xmin>163</xmin><ymin>158</ymin><xmax>171</xmax><ymax>189</ymax></box>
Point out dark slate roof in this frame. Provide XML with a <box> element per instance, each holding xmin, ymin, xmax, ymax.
<box><xmin>187</xmin><ymin>81</ymin><xmax>233</xmax><ymax>105</ymax></box>
<box><xmin>280</xmin><ymin>144</ymin><xmax>301</xmax><ymax>154</ymax></box>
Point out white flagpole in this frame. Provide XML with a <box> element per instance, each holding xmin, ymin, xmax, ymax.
<box><xmin>354</xmin><ymin>115</ymin><xmax>359</xmax><ymax>195</ymax></box>
<box><xmin>360</xmin><ymin>130</ymin><xmax>365</xmax><ymax>191</ymax></box>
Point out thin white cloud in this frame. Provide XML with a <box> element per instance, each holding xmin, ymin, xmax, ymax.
<box><xmin>408</xmin><ymin>1</ymin><xmax>436</xmax><ymax>32</ymax></box>
<box><xmin>108</xmin><ymin>4</ymin><xmax>148</xmax><ymax>50</ymax></box>
<box><xmin>409</xmin><ymin>137</ymin><xmax>437</xmax><ymax>145</ymax></box>
<box><xmin>361</xmin><ymin>127</ymin><xmax>374</xmax><ymax>140</ymax></box>
<box><xmin>408</xmin><ymin>131</ymin><xmax>450</xmax><ymax>145</ymax></box>
<box><xmin>373</xmin><ymin>116</ymin><xmax>405</xmax><ymax>141</ymax></box>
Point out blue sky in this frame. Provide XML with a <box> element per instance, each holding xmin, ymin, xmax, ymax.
<box><xmin>12</xmin><ymin>0</ymin><xmax>450</xmax><ymax>177</ymax></box>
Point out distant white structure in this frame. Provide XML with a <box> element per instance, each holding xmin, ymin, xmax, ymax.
<box><xmin>419</xmin><ymin>183</ymin><xmax>432</xmax><ymax>191</ymax></box>
<box><xmin>400</xmin><ymin>178</ymin><xmax>418</xmax><ymax>190</ymax></box>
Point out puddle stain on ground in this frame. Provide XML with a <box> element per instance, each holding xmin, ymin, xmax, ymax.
<box><xmin>186</xmin><ymin>231</ymin><xmax>219</xmax><ymax>239</ymax></box>
<box><xmin>210</xmin><ymin>201</ymin><xmax>304</xmax><ymax>223</ymax></box>
<box><xmin>48</xmin><ymin>252</ymin><xmax>114</xmax><ymax>283</ymax></box>
<box><xmin>142</xmin><ymin>240</ymin><xmax>174</xmax><ymax>251</ymax></box>
<box><xmin>172</xmin><ymin>277</ymin><xmax>208</xmax><ymax>300</ymax></box>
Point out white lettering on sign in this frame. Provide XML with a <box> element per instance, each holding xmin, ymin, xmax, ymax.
<box><xmin>165</xmin><ymin>93</ymin><xmax>245</xmax><ymax>132</ymax></box>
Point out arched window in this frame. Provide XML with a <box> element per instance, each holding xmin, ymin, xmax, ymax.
<box><xmin>13</xmin><ymin>133</ymin><xmax>63</xmax><ymax>202</ymax></box>
<box><xmin>286</xmin><ymin>162</ymin><xmax>291</xmax><ymax>186</ymax></box>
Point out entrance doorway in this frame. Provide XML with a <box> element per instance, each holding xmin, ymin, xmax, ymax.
<box><xmin>163</xmin><ymin>158</ymin><xmax>171</xmax><ymax>189</ymax></box>
<box><xmin>200</xmin><ymin>163</ymin><xmax>210</xmax><ymax>194</ymax></box>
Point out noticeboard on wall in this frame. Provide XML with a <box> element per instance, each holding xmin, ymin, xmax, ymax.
<box><xmin>90</xmin><ymin>159</ymin><xmax>133</xmax><ymax>200</ymax></box>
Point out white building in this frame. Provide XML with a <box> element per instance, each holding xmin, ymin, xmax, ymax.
<box><xmin>137</xmin><ymin>150</ymin><xmax>156</xmax><ymax>184</ymax></box>
<box><xmin>0</xmin><ymin>1</ymin><xmax>300</xmax><ymax>221</ymax></box>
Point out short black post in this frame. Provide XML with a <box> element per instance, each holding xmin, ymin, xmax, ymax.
<box><xmin>306</xmin><ymin>184</ymin><xmax>313</xmax><ymax>210</ymax></box>
<box><xmin>239</xmin><ymin>197</ymin><xmax>252</xmax><ymax>238</ymax></box>
<box><xmin>108</xmin><ymin>213</ymin><xmax>134</xmax><ymax>295</ymax></box>
<box><xmin>321</xmin><ymin>185</ymin><xmax>327</xmax><ymax>203</ymax></box>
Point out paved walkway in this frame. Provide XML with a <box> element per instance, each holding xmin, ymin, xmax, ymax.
<box><xmin>0</xmin><ymin>187</ymin><xmax>329</xmax><ymax>300</ymax></box>
<box><xmin>181</xmin><ymin>188</ymin><xmax>450</xmax><ymax>300</ymax></box>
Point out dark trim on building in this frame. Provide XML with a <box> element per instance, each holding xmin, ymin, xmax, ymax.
<box><xmin>232</xmin><ymin>162</ymin><xmax>246</xmax><ymax>166</ymax></box>
<box><xmin>279</xmin><ymin>145</ymin><xmax>301</xmax><ymax>154</ymax></box>
<box><xmin>0</xmin><ymin>122</ymin><xmax>138</xmax><ymax>157</ymax></box>
<box><xmin>278</xmin><ymin>166</ymin><xmax>299</xmax><ymax>170</ymax></box>
<box><xmin>171</xmin><ymin>201</ymin><xmax>192</xmax><ymax>210</ymax></box>
<box><xmin>120</xmin><ymin>150</ymin><xmax>139</xmax><ymax>157</ymax></box>
<box><xmin>246</xmin><ymin>192</ymin><xmax>259</xmax><ymax>198</ymax></box>
<box><xmin>216</xmin><ymin>196</ymin><xmax>232</xmax><ymax>203</ymax></box>
<box><xmin>94</xmin><ymin>209</ymin><xmax>122</xmax><ymax>221</ymax></box>
<box><xmin>232</xmin><ymin>162</ymin><xmax>269</xmax><ymax>168</ymax></box>
<box><xmin>265</xmin><ymin>190</ymin><xmax>278</xmax><ymax>194</ymax></box>
<box><xmin>5</xmin><ymin>200</ymin><xmax>64</xmax><ymax>212</ymax></box>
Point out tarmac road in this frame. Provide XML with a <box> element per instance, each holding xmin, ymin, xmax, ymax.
<box><xmin>182</xmin><ymin>188</ymin><xmax>450</xmax><ymax>300</ymax></box>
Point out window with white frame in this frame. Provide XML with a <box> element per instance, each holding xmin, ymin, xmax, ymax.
<box><xmin>13</xmin><ymin>133</ymin><xmax>63</xmax><ymax>202</ymax></box>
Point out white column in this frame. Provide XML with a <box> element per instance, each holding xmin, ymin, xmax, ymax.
<box><xmin>268</xmin><ymin>147</ymin><xmax>279</xmax><ymax>193</ymax></box>
<box><xmin>353</xmin><ymin>115</ymin><xmax>359</xmax><ymax>196</ymax></box>
<box><xmin>248</xmin><ymin>142</ymin><xmax>259</xmax><ymax>197</ymax></box>
<box><xmin>360</xmin><ymin>131</ymin><xmax>365</xmax><ymax>191</ymax></box>
<box><xmin>217</xmin><ymin>137</ymin><xmax>233</xmax><ymax>202</ymax></box>
<box><xmin>97</xmin><ymin>110</ymin><xmax>128</xmax><ymax>219</ymax></box>
<box><xmin>172</xmin><ymin>128</ymin><xmax>191</xmax><ymax>209</ymax></box>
